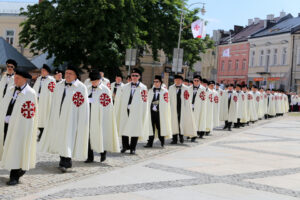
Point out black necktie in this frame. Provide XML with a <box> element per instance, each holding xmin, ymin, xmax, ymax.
<box><xmin>60</xmin><ymin>83</ymin><xmax>71</xmax><ymax>115</ymax></box>
<box><xmin>38</xmin><ymin>77</ymin><xmax>46</xmax><ymax>95</ymax></box>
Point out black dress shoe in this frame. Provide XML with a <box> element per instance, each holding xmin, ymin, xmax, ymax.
<box><xmin>179</xmin><ymin>136</ymin><xmax>184</xmax><ymax>144</ymax></box>
<box><xmin>170</xmin><ymin>140</ymin><xmax>177</xmax><ymax>144</ymax></box>
<box><xmin>100</xmin><ymin>151</ymin><xmax>106</xmax><ymax>162</ymax></box>
<box><xmin>130</xmin><ymin>150</ymin><xmax>136</xmax><ymax>154</ymax></box>
<box><xmin>6</xmin><ymin>179</ymin><xmax>19</xmax><ymax>186</ymax></box>
<box><xmin>121</xmin><ymin>148</ymin><xmax>127</xmax><ymax>153</ymax></box>
<box><xmin>191</xmin><ymin>137</ymin><xmax>197</xmax><ymax>142</ymax></box>
<box><xmin>144</xmin><ymin>144</ymin><xmax>152</xmax><ymax>148</ymax></box>
<box><xmin>84</xmin><ymin>159</ymin><xmax>94</xmax><ymax>163</ymax></box>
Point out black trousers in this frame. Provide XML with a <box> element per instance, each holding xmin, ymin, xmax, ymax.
<box><xmin>38</xmin><ymin>127</ymin><xmax>44</xmax><ymax>141</ymax></box>
<box><xmin>172</xmin><ymin>113</ymin><xmax>183</xmax><ymax>142</ymax></box>
<box><xmin>147</xmin><ymin>111</ymin><xmax>164</xmax><ymax>146</ymax></box>
<box><xmin>4</xmin><ymin>123</ymin><xmax>26</xmax><ymax>180</ymax></box>
<box><xmin>59</xmin><ymin>156</ymin><xmax>72</xmax><ymax>168</ymax></box>
<box><xmin>122</xmin><ymin>136</ymin><xmax>138</xmax><ymax>151</ymax></box>
<box><xmin>87</xmin><ymin>138</ymin><xmax>94</xmax><ymax>161</ymax></box>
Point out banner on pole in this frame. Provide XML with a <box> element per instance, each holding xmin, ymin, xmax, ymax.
<box><xmin>191</xmin><ymin>19</ymin><xmax>206</xmax><ymax>39</ymax></box>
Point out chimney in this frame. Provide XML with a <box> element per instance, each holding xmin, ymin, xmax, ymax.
<box><xmin>234</xmin><ymin>25</ymin><xmax>243</xmax><ymax>34</ymax></box>
<box><xmin>264</xmin><ymin>20</ymin><xmax>276</xmax><ymax>29</ymax></box>
<box><xmin>248</xmin><ymin>19</ymin><xmax>254</xmax><ymax>26</ymax></box>
<box><xmin>254</xmin><ymin>18</ymin><xmax>260</xmax><ymax>24</ymax></box>
<box><xmin>280</xmin><ymin>11</ymin><xmax>286</xmax><ymax>18</ymax></box>
<box><xmin>267</xmin><ymin>14</ymin><xmax>274</xmax><ymax>20</ymax></box>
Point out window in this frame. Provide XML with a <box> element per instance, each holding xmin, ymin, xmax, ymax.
<box><xmin>250</xmin><ymin>51</ymin><xmax>255</xmax><ymax>67</ymax></box>
<box><xmin>242</xmin><ymin>59</ymin><xmax>246</xmax><ymax>70</ymax></box>
<box><xmin>228</xmin><ymin>60</ymin><xmax>232</xmax><ymax>71</ymax></box>
<box><xmin>282</xmin><ymin>48</ymin><xmax>287</xmax><ymax>65</ymax></box>
<box><xmin>235</xmin><ymin>60</ymin><xmax>239</xmax><ymax>70</ymax></box>
<box><xmin>5</xmin><ymin>30</ymin><xmax>14</xmax><ymax>45</ymax></box>
<box><xmin>273</xmin><ymin>49</ymin><xmax>278</xmax><ymax>65</ymax></box>
<box><xmin>297</xmin><ymin>48</ymin><xmax>300</xmax><ymax>65</ymax></box>
<box><xmin>221</xmin><ymin>61</ymin><xmax>225</xmax><ymax>71</ymax></box>
<box><xmin>259</xmin><ymin>50</ymin><xmax>264</xmax><ymax>66</ymax></box>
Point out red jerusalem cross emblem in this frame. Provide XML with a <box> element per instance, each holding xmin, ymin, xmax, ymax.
<box><xmin>242</xmin><ymin>94</ymin><xmax>245</xmax><ymax>101</ymax></box>
<box><xmin>200</xmin><ymin>91</ymin><xmax>206</xmax><ymax>101</ymax></box>
<box><xmin>184</xmin><ymin>90</ymin><xmax>190</xmax><ymax>100</ymax></box>
<box><xmin>141</xmin><ymin>90</ymin><xmax>147</xmax><ymax>102</ymax></box>
<box><xmin>220</xmin><ymin>91</ymin><xmax>223</xmax><ymax>96</ymax></box>
<box><xmin>248</xmin><ymin>94</ymin><xmax>251</xmax><ymax>100</ymax></box>
<box><xmin>72</xmin><ymin>92</ymin><xmax>84</xmax><ymax>107</ymax></box>
<box><xmin>48</xmin><ymin>82</ymin><xmax>56</xmax><ymax>92</ymax></box>
<box><xmin>99</xmin><ymin>93</ymin><xmax>111</xmax><ymax>107</ymax></box>
<box><xmin>209</xmin><ymin>94</ymin><xmax>213</xmax><ymax>102</ymax></box>
<box><xmin>214</xmin><ymin>96</ymin><xmax>219</xmax><ymax>103</ymax></box>
<box><xmin>256</xmin><ymin>96</ymin><xmax>260</xmax><ymax>102</ymax></box>
<box><xmin>21</xmin><ymin>101</ymin><xmax>36</xmax><ymax>119</ymax></box>
<box><xmin>233</xmin><ymin>96</ymin><xmax>238</xmax><ymax>102</ymax></box>
<box><xmin>163</xmin><ymin>92</ymin><xmax>169</xmax><ymax>103</ymax></box>
<box><xmin>194</xmin><ymin>24</ymin><xmax>200</xmax><ymax>31</ymax></box>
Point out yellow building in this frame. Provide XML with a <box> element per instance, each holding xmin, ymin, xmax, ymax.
<box><xmin>0</xmin><ymin>2</ymin><xmax>34</xmax><ymax>59</ymax></box>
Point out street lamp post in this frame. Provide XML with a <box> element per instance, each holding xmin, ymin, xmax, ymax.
<box><xmin>175</xmin><ymin>2</ymin><xmax>206</xmax><ymax>74</ymax></box>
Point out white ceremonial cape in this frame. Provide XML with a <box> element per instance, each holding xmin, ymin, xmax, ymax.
<box><xmin>148</xmin><ymin>87</ymin><xmax>172</xmax><ymax>138</ymax></box>
<box><xmin>240</xmin><ymin>91</ymin><xmax>248</xmax><ymax>123</ymax></box>
<box><xmin>228</xmin><ymin>91</ymin><xmax>238</xmax><ymax>123</ymax></box>
<box><xmin>219</xmin><ymin>89</ymin><xmax>228</xmax><ymax>121</ymax></box>
<box><xmin>111</xmin><ymin>82</ymin><xmax>124</xmax><ymax>102</ymax></box>
<box><xmin>116</xmin><ymin>82</ymin><xmax>149</xmax><ymax>139</ymax></box>
<box><xmin>253</xmin><ymin>92</ymin><xmax>261</xmax><ymax>118</ymax></box>
<box><xmin>191</xmin><ymin>85</ymin><xmax>207</xmax><ymax>132</ymax></box>
<box><xmin>169</xmin><ymin>84</ymin><xmax>196</xmax><ymax>136</ymax></box>
<box><xmin>267</xmin><ymin>94</ymin><xmax>276</xmax><ymax>116</ymax></box>
<box><xmin>236</xmin><ymin>91</ymin><xmax>244</xmax><ymax>120</ymax></box>
<box><xmin>206</xmin><ymin>88</ymin><xmax>214</xmax><ymax>131</ymax></box>
<box><xmin>33</xmin><ymin>76</ymin><xmax>56</xmax><ymax>128</ymax></box>
<box><xmin>0</xmin><ymin>84</ymin><xmax>38</xmax><ymax>170</ymax></box>
<box><xmin>88</xmin><ymin>84</ymin><xmax>120</xmax><ymax>153</ymax></box>
<box><xmin>39</xmin><ymin>79</ymin><xmax>89</xmax><ymax>160</ymax></box>
<box><xmin>213</xmin><ymin>89</ymin><xmax>220</xmax><ymax>127</ymax></box>
<box><xmin>247</xmin><ymin>91</ymin><xmax>257</xmax><ymax>121</ymax></box>
<box><xmin>258</xmin><ymin>93</ymin><xmax>264</xmax><ymax>118</ymax></box>
<box><xmin>0</xmin><ymin>73</ymin><xmax>14</xmax><ymax>103</ymax></box>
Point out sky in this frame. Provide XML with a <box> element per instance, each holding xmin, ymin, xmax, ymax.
<box><xmin>1</xmin><ymin>0</ymin><xmax>300</xmax><ymax>36</ymax></box>
<box><xmin>188</xmin><ymin>0</ymin><xmax>300</xmax><ymax>36</ymax></box>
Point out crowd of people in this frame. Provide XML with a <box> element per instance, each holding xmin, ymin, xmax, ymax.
<box><xmin>0</xmin><ymin>59</ymin><xmax>294</xmax><ymax>186</ymax></box>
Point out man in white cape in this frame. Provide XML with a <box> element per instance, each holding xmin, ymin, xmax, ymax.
<box><xmin>85</xmin><ymin>70</ymin><xmax>120</xmax><ymax>163</ymax></box>
<box><xmin>190</xmin><ymin>75</ymin><xmax>206</xmax><ymax>141</ymax></box>
<box><xmin>39</xmin><ymin>66</ymin><xmax>89</xmax><ymax>172</ymax></box>
<box><xmin>0</xmin><ymin>69</ymin><xmax>37</xmax><ymax>185</ymax></box>
<box><xmin>144</xmin><ymin>75</ymin><xmax>172</xmax><ymax>148</ymax></box>
<box><xmin>266</xmin><ymin>89</ymin><xmax>276</xmax><ymax>118</ymax></box>
<box><xmin>169</xmin><ymin>75</ymin><xmax>196</xmax><ymax>144</ymax></box>
<box><xmin>221</xmin><ymin>84</ymin><xmax>238</xmax><ymax>131</ymax></box>
<box><xmin>33</xmin><ymin>64</ymin><xmax>55</xmax><ymax>141</ymax></box>
<box><xmin>240</xmin><ymin>85</ymin><xmax>249</xmax><ymax>126</ymax></box>
<box><xmin>213</xmin><ymin>83</ymin><xmax>221</xmax><ymax>128</ymax></box>
<box><xmin>206</xmin><ymin>81</ymin><xmax>215</xmax><ymax>135</ymax></box>
<box><xmin>111</xmin><ymin>74</ymin><xmax>124</xmax><ymax>103</ymax></box>
<box><xmin>115</xmin><ymin>68</ymin><xmax>149</xmax><ymax>154</ymax></box>
<box><xmin>247</xmin><ymin>87</ymin><xmax>258</xmax><ymax>123</ymax></box>
<box><xmin>0</xmin><ymin>59</ymin><xmax>17</xmax><ymax>103</ymax></box>
<box><xmin>234</xmin><ymin>84</ymin><xmax>243</xmax><ymax>128</ymax></box>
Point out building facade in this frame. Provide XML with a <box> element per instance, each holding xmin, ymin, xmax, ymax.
<box><xmin>248</xmin><ymin>14</ymin><xmax>300</xmax><ymax>91</ymax></box>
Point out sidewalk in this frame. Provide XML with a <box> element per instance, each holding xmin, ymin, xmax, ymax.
<box><xmin>20</xmin><ymin>114</ymin><xmax>300</xmax><ymax>200</ymax></box>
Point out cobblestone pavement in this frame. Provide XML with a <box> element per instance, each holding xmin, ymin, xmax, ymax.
<box><xmin>0</xmin><ymin>114</ymin><xmax>297</xmax><ymax>200</ymax></box>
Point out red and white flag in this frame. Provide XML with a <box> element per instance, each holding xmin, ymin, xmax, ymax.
<box><xmin>191</xmin><ymin>19</ymin><xmax>206</xmax><ymax>39</ymax></box>
<box><xmin>222</xmin><ymin>48</ymin><xmax>230</xmax><ymax>57</ymax></box>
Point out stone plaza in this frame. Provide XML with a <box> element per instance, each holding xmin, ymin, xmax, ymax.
<box><xmin>0</xmin><ymin>113</ymin><xmax>299</xmax><ymax>200</ymax></box>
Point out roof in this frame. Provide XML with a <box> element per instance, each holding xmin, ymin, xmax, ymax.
<box><xmin>0</xmin><ymin>1</ymin><xmax>35</xmax><ymax>14</ymax></box>
<box><xmin>31</xmin><ymin>52</ymin><xmax>66</xmax><ymax>71</ymax></box>
<box><xmin>251</xmin><ymin>14</ymin><xmax>300</xmax><ymax>38</ymax></box>
<box><xmin>0</xmin><ymin>37</ymin><xmax>36</xmax><ymax>70</ymax></box>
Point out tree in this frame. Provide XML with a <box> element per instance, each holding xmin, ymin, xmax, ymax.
<box><xmin>19</xmin><ymin>0</ymin><xmax>214</xmax><ymax>79</ymax></box>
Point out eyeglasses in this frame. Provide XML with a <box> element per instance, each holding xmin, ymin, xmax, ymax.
<box><xmin>193</xmin><ymin>80</ymin><xmax>200</xmax><ymax>82</ymax></box>
<box><xmin>6</xmin><ymin>65</ymin><xmax>14</xmax><ymax>69</ymax></box>
<box><xmin>131</xmin><ymin>74</ymin><xmax>139</xmax><ymax>77</ymax></box>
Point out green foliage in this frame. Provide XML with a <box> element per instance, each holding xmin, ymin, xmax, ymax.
<box><xmin>19</xmin><ymin>0</ymin><xmax>214</xmax><ymax>78</ymax></box>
